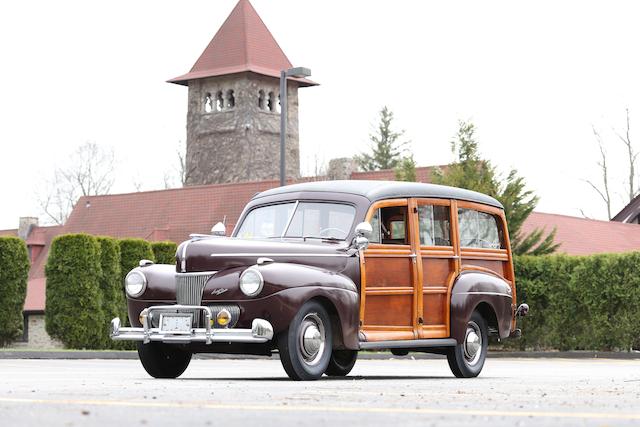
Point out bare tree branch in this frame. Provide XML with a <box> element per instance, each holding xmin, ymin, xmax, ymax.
<box><xmin>585</xmin><ymin>126</ymin><xmax>612</xmax><ymax>220</ymax></box>
<box><xmin>37</xmin><ymin>142</ymin><xmax>115</xmax><ymax>225</ymax></box>
<box><xmin>614</xmin><ymin>107</ymin><xmax>637</xmax><ymax>202</ymax></box>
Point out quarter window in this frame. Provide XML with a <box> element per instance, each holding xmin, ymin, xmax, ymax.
<box><xmin>458</xmin><ymin>208</ymin><xmax>504</xmax><ymax>249</ymax></box>
<box><xmin>417</xmin><ymin>205</ymin><xmax>451</xmax><ymax>246</ymax></box>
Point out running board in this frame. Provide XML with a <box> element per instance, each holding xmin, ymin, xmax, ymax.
<box><xmin>358</xmin><ymin>338</ymin><xmax>457</xmax><ymax>350</ymax></box>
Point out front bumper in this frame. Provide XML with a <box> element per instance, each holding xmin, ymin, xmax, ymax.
<box><xmin>110</xmin><ymin>304</ymin><xmax>274</xmax><ymax>345</ymax></box>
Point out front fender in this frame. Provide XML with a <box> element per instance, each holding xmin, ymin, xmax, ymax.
<box><xmin>450</xmin><ymin>271</ymin><xmax>514</xmax><ymax>343</ymax></box>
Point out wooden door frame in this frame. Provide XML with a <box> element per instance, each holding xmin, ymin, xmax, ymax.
<box><xmin>359</xmin><ymin>198</ymin><xmax>420</xmax><ymax>341</ymax></box>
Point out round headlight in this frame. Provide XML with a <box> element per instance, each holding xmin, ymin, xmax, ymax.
<box><xmin>239</xmin><ymin>268</ymin><xmax>263</xmax><ymax>297</ymax></box>
<box><xmin>125</xmin><ymin>270</ymin><xmax>147</xmax><ymax>297</ymax></box>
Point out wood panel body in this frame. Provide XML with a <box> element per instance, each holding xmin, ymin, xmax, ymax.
<box><xmin>359</xmin><ymin>198</ymin><xmax>516</xmax><ymax>343</ymax></box>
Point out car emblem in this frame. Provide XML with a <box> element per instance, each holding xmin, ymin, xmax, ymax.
<box><xmin>210</xmin><ymin>288</ymin><xmax>229</xmax><ymax>296</ymax></box>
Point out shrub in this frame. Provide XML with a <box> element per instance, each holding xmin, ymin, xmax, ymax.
<box><xmin>0</xmin><ymin>237</ymin><xmax>30</xmax><ymax>346</ymax></box>
<box><xmin>118</xmin><ymin>238</ymin><xmax>155</xmax><ymax>284</ymax></box>
<box><xmin>510</xmin><ymin>252</ymin><xmax>640</xmax><ymax>351</ymax></box>
<box><xmin>151</xmin><ymin>241</ymin><xmax>178</xmax><ymax>265</ymax></box>
<box><xmin>45</xmin><ymin>234</ymin><xmax>104</xmax><ymax>349</ymax></box>
<box><xmin>96</xmin><ymin>236</ymin><xmax>123</xmax><ymax>349</ymax></box>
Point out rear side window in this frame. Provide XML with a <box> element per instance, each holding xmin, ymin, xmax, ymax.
<box><xmin>458</xmin><ymin>208</ymin><xmax>504</xmax><ymax>249</ymax></box>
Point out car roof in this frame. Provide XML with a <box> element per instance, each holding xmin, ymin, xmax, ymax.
<box><xmin>253</xmin><ymin>180</ymin><xmax>503</xmax><ymax>209</ymax></box>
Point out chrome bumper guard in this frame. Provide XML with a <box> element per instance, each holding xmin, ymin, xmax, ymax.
<box><xmin>110</xmin><ymin>305</ymin><xmax>274</xmax><ymax>345</ymax></box>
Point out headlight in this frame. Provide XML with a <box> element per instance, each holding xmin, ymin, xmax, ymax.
<box><xmin>125</xmin><ymin>270</ymin><xmax>147</xmax><ymax>297</ymax></box>
<box><xmin>239</xmin><ymin>268</ymin><xmax>263</xmax><ymax>297</ymax></box>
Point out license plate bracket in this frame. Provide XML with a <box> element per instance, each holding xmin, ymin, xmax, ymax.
<box><xmin>159</xmin><ymin>313</ymin><xmax>193</xmax><ymax>334</ymax></box>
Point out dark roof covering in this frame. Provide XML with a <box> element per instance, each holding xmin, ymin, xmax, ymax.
<box><xmin>253</xmin><ymin>180</ymin><xmax>503</xmax><ymax>209</ymax></box>
<box><xmin>612</xmin><ymin>193</ymin><xmax>640</xmax><ymax>222</ymax></box>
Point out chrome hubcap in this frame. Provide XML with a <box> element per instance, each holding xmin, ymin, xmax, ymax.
<box><xmin>464</xmin><ymin>321</ymin><xmax>482</xmax><ymax>366</ymax></box>
<box><xmin>299</xmin><ymin>313</ymin><xmax>325</xmax><ymax>365</ymax></box>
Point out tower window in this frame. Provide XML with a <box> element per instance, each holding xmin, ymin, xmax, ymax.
<box><xmin>268</xmin><ymin>91</ymin><xmax>277</xmax><ymax>112</ymax></box>
<box><xmin>204</xmin><ymin>92</ymin><xmax>213</xmax><ymax>113</ymax></box>
<box><xmin>226</xmin><ymin>90</ymin><xmax>235</xmax><ymax>109</ymax></box>
<box><xmin>258</xmin><ymin>90</ymin><xmax>266</xmax><ymax>110</ymax></box>
<box><xmin>216</xmin><ymin>91</ymin><xmax>224</xmax><ymax>111</ymax></box>
<box><xmin>276</xmin><ymin>94</ymin><xmax>282</xmax><ymax>114</ymax></box>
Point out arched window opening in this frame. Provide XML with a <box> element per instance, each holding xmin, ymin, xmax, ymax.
<box><xmin>204</xmin><ymin>92</ymin><xmax>213</xmax><ymax>113</ymax></box>
<box><xmin>276</xmin><ymin>94</ymin><xmax>282</xmax><ymax>114</ymax></box>
<box><xmin>216</xmin><ymin>91</ymin><xmax>224</xmax><ymax>111</ymax></box>
<box><xmin>268</xmin><ymin>91</ymin><xmax>276</xmax><ymax>112</ymax></box>
<box><xmin>258</xmin><ymin>90</ymin><xmax>266</xmax><ymax>110</ymax></box>
<box><xmin>226</xmin><ymin>90</ymin><xmax>235</xmax><ymax>109</ymax></box>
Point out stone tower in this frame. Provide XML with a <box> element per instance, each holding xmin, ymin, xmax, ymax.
<box><xmin>169</xmin><ymin>0</ymin><xmax>316</xmax><ymax>185</ymax></box>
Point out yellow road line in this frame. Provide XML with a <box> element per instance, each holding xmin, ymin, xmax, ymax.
<box><xmin>0</xmin><ymin>397</ymin><xmax>638</xmax><ymax>420</ymax></box>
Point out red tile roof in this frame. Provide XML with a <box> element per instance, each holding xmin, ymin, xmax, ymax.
<box><xmin>168</xmin><ymin>0</ymin><xmax>316</xmax><ymax>87</ymax></box>
<box><xmin>0</xmin><ymin>229</ymin><xmax>17</xmax><ymax>237</ymax></box>
<box><xmin>24</xmin><ymin>225</ymin><xmax>62</xmax><ymax>312</ymax></box>
<box><xmin>521</xmin><ymin>211</ymin><xmax>640</xmax><ymax>256</ymax></box>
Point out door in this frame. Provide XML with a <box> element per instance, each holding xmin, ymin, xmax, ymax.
<box><xmin>359</xmin><ymin>199</ymin><xmax>420</xmax><ymax>341</ymax></box>
<box><xmin>413</xmin><ymin>199</ymin><xmax>459</xmax><ymax>338</ymax></box>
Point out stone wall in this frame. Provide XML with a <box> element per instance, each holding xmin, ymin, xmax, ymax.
<box><xmin>9</xmin><ymin>314</ymin><xmax>63</xmax><ymax>349</ymax></box>
<box><xmin>185</xmin><ymin>73</ymin><xmax>300</xmax><ymax>185</ymax></box>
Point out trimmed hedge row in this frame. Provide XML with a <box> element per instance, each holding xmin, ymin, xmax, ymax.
<box><xmin>0</xmin><ymin>237</ymin><xmax>30</xmax><ymax>346</ymax></box>
<box><xmin>45</xmin><ymin>234</ymin><xmax>104</xmax><ymax>349</ymax></box>
<box><xmin>151</xmin><ymin>241</ymin><xmax>178</xmax><ymax>265</ymax></box>
<box><xmin>511</xmin><ymin>253</ymin><xmax>640</xmax><ymax>351</ymax></box>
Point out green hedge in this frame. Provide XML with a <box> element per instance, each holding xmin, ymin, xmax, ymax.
<box><xmin>151</xmin><ymin>241</ymin><xmax>178</xmax><ymax>265</ymax></box>
<box><xmin>96</xmin><ymin>237</ymin><xmax>123</xmax><ymax>349</ymax></box>
<box><xmin>118</xmin><ymin>238</ymin><xmax>155</xmax><ymax>285</ymax></box>
<box><xmin>45</xmin><ymin>234</ymin><xmax>104</xmax><ymax>349</ymax></box>
<box><xmin>512</xmin><ymin>252</ymin><xmax>640</xmax><ymax>351</ymax></box>
<box><xmin>0</xmin><ymin>237</ymin><xmax>30</xmax><ymax>346</ymax></box>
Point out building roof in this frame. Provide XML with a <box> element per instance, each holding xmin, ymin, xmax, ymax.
<box><xmin>23</xmin><ymin>225</ymin><xmax>62</xmax><ymax>312</ymax></box>
<box><xmin>254</xmin><ymin>180</ymin><xmax>504</xmax><ymax>208</ymax></box>
<box><xmin>612</xmin><ymin>193</ymin><xmax>640</xmax><ymax>223</ymax></box>
<box><xmin>521</xmin><ymin>211</ymin><xmax>640</xmax><ymax>256</ymax></box>
<box><xmin>168</xmin><ymin>0</ymin><xmax>316</xmax><ymax>87</ymax></box>
<box><xmin>0</xmin><ymin>229</ymin><xmax>17</xmax><ymax>237</ymax></box>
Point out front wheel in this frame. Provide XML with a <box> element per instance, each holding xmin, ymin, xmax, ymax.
<box><xmin>446</xmin><ymin>311</ymin><xmax>488</xmax><ymax>378</ymax></box>
<box><xmin>137</xmin><ymin>342</ymin><xmax>192</xmax><ymax>379</ymax></box>
<box><xmin>278</xmin><ymin>300</ymin><xmax>333</xmax><ymax>381</ymax></box>
<box><xmin>325</xmin><ymin>349</ymin><xmax>358</xmax><ymax>376</ymax></box>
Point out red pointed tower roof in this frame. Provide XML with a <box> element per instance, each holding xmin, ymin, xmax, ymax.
<box><xmin>168</xmin><ymin>0</ymin><xmax>316</xmax><ymax>86</ymax></box>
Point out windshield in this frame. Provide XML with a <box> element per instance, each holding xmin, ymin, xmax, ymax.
<box><xmin>236</xmin><ymin>202</ymin><xmax>356</xmax><ymax>240</ymax></box>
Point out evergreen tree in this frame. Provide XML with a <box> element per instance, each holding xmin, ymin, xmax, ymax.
<box><xmin>356</xmin><ymin>107</ymin><xmax>408</xmax><ymax>171</ymax></box>
<box><xmin>394</xmin><ymin>155</ymin><xmax>417</xmax><ymax>182</ymax></box>
<box><xmin>433</xmin><ymin>120</ymin><xmax>558</xmax><ymax>255</ymax></box>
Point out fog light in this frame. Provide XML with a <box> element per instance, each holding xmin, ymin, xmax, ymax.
<box><xmin>217</xmin><ymin>309</ymin><xmax>231</xmax><ymax>327</ymax></box>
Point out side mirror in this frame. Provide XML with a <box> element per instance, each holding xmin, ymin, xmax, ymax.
<box><xmin>353</xmin><ymin>222</ymin><xmax>372</xmax><ymax>251</ymax></box>
<box><xmin>211</xmin><ymin>222</ymin><xmax>226</xmax><ymax>237</ymax></box>
<box><xmin>354</xmin><ymin>222</ymin><xmax>373</xmax><ymax>238</ymax></box>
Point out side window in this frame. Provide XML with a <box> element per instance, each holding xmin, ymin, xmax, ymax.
<box><xmin>458</xmin><ymin>208</ymin><xmax>504</xmax><ymax>249</ymax></box>
<box><xmin>369</xmin><ymin>205</ymin><xmax>409</xmax><ymax>245</ymax></box>
<box><xmin>417</xmin><ymin>205</ymin><xmax>451</xmax><ymax>246</ymax></box>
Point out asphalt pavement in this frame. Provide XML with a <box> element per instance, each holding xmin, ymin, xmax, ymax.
<box><xmin>0</xmin><ymin>357</ymin><xmax>638</xmax><ymax>426</ymax></box>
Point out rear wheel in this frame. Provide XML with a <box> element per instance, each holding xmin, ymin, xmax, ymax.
<box><xmin>137</xmin><ymin>342</ymin><xmax>192</xmax><ymax>379</ymax></box>
<box><xmin>278</xmin><ymin>301</ymin><xmax>333</xmax><ymax>381</ymax></box>
<box><xmin>447</xmin><ymin>311</ymin><xmax>488</xmax><ymax>378</ymax></box>
<box><xmin>325</xmin><ymin>349</ymin><xmax>358</xmax><ymax>376</ymax></box>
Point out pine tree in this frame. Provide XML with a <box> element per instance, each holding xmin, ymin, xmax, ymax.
<box><xmin>432</xmin><ymin>120</ymin><xmax>558</xmax><ymax>255</ymax></box>
<box><xmin>356</xmin><ymin>107</ymin><xmax>408</xmax><ymax>171</ymax></box>
<box><xmin>394</xmin><ymin>155</ymin><xmax>417</xmax><ymax>182</ymax></box>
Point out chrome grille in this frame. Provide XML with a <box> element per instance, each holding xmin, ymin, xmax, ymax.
<box><xmin>175</xmin><ymin>272</ymin><xmax>214</xmax><ymax>306</ymax></box>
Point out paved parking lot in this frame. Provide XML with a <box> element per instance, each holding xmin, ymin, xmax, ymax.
<box><xmin>0</xmin><ymin>356</ymin><xmax>639</xmax><ymax>426</ymax></box>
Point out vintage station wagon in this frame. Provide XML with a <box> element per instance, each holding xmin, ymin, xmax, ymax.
<box><xmin>111</xmin><ymin>181</ymin><xmax>528</xmax><ymax>380</ymax></box>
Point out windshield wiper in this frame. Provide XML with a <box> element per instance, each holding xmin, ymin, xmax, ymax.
<box><xmin>301</xmin><ymin>236</ymin><xmax>343</xmax><ymax>243</ymax></box>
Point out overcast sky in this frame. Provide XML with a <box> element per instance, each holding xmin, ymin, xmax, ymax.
<box><xmin>1</xmin><ymin>0</ymin><xmax>639</xmax><ymax>230</ymax></box>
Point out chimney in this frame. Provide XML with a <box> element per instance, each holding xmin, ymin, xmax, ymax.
<box><xmin>18</xmin><ymin>217</ymin><xmax>38</xmax><ymax>240</ymax></box>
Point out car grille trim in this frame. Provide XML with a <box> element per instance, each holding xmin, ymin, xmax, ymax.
<box><xmin>175</xmin><ymin>272</ymin><xmax>216</xmax><ymax>306</ymax></box>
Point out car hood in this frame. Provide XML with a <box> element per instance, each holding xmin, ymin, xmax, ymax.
<box><xmin>177</xmin><ymin>237</ymin><xmax>354</xmax><ymax>274</ymax></box>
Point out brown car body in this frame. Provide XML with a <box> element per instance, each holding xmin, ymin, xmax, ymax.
<box><xmin>115</xmin><ymin>181</ymin><xmax>525</xmax><ymax>379</ymax></box>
